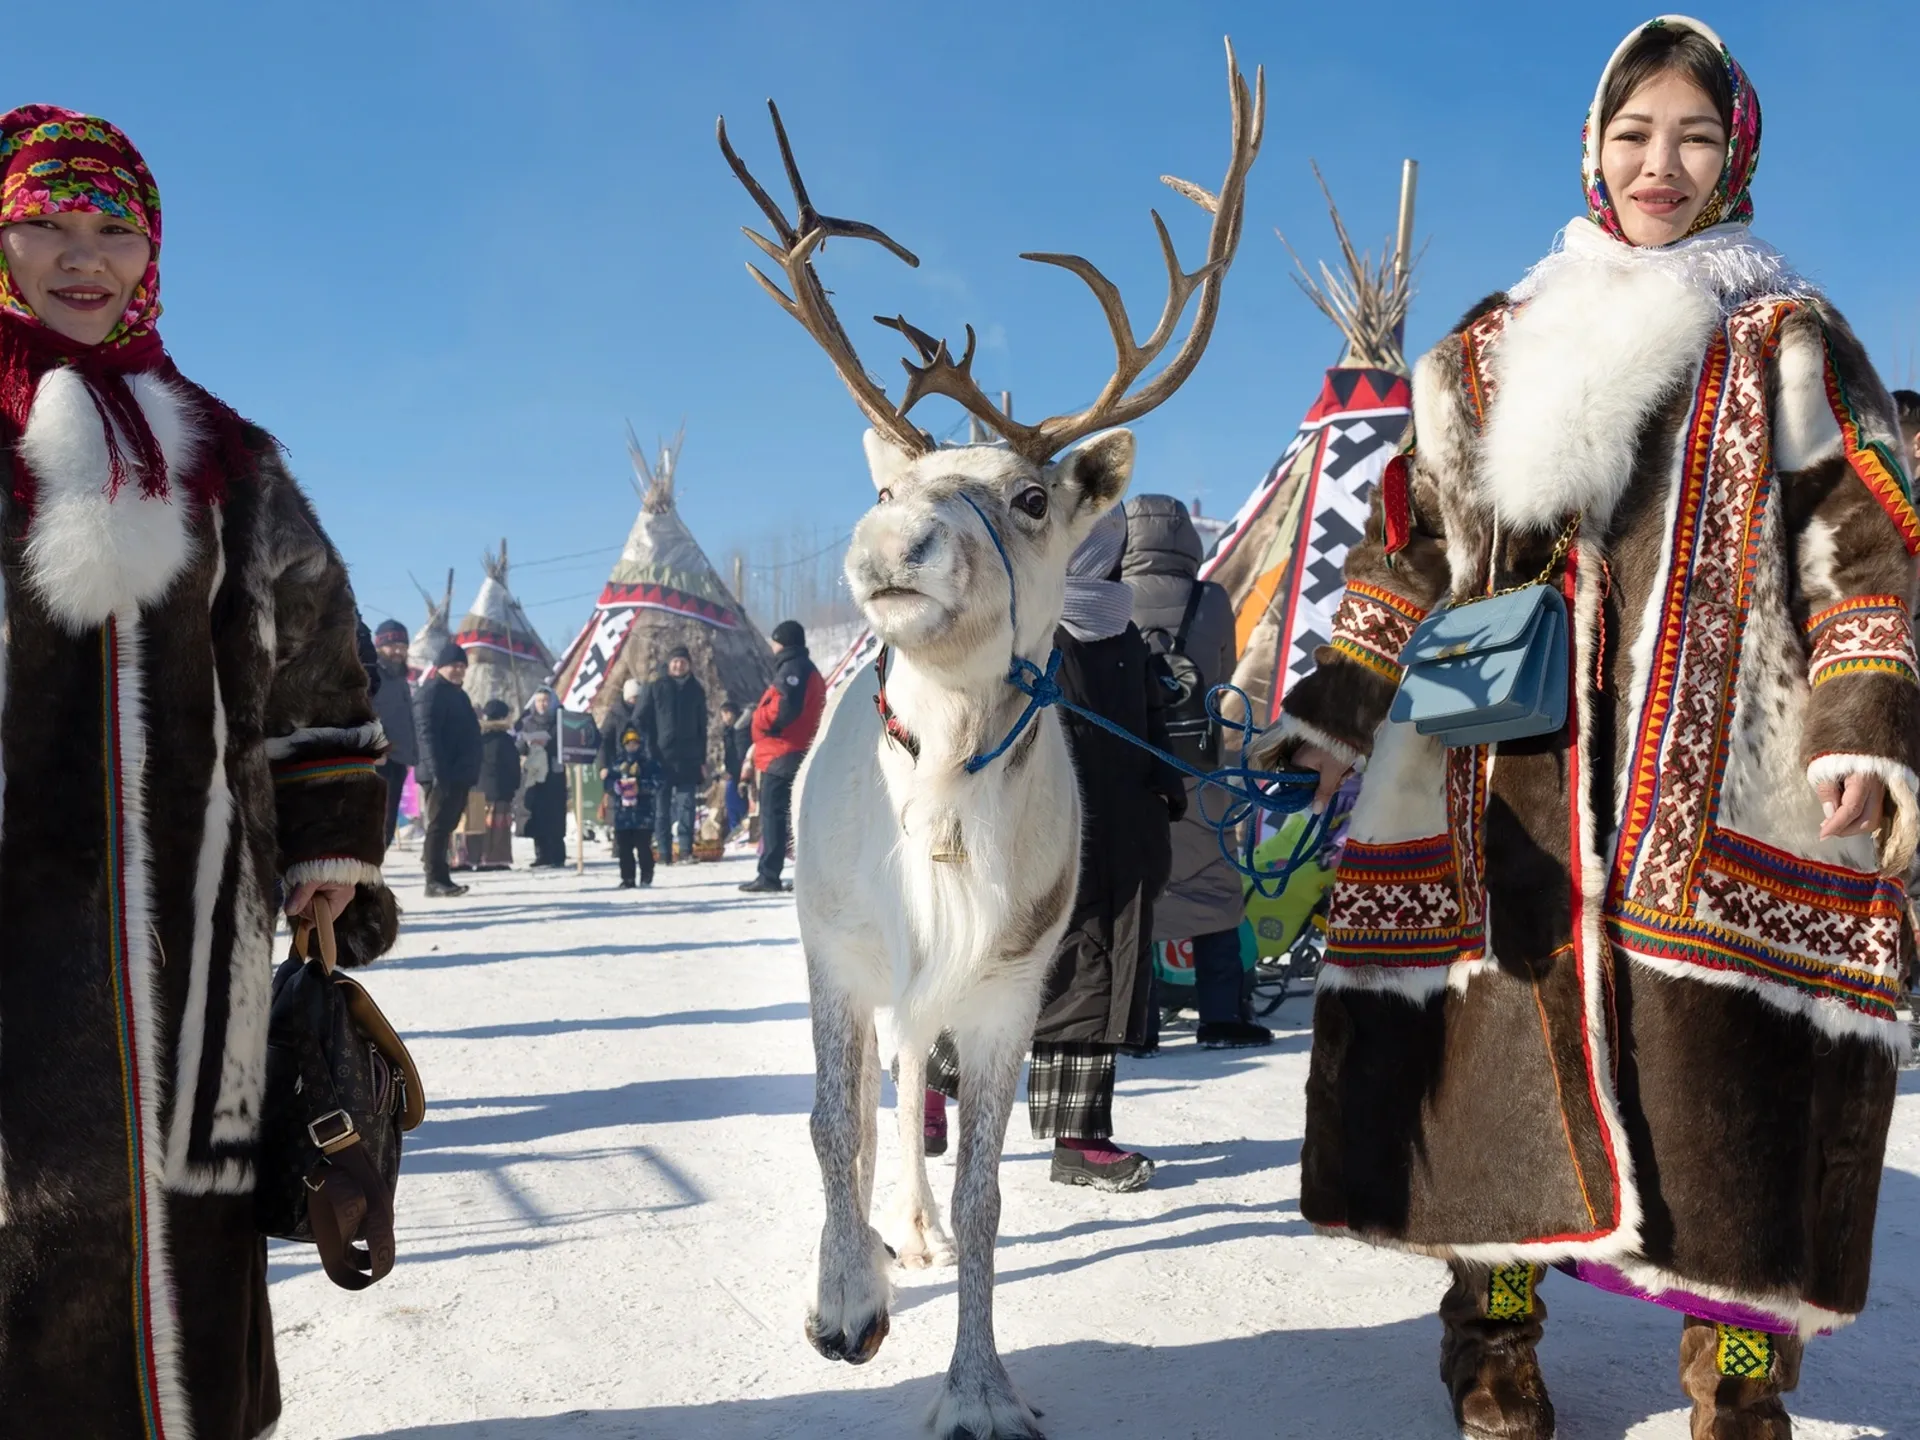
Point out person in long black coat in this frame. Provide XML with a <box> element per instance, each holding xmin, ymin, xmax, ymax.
<box><xmin>413</xmin><ymin>642</ymin><xmax>482</xmax><ymax>896</ymax></box>
<box><xmin>517</xmin><ymin>687</ymin><xmax>569</xmax><ymax>867</ymax></box>
<box><xmin>924</xmin><ymin>508</ymin><xmax>1183</xmax><ymax>1189</ymax></box>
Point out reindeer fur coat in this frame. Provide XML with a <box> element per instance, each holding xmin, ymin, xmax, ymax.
<box><xmin>0</xmin><ymin>373</ymin><xmax>395</xmax><ymax>1437</ymax></box>
<box><xmin>1272</xmin><ymin>250</ymin><xmax>1920</xmax><ymax>1336</ymax></box>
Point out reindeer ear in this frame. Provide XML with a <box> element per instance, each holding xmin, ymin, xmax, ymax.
<box><xmin>862</xmin><ymin>428</ymin><xmax>916</xmax><ymax>495</ymax></box>
<box><xmin>1055</xmin><ymin>429</ymin><xmax>1135</xmax><ymax>517</ymax></box>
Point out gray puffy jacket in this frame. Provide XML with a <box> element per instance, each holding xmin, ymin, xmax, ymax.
<box><xmin>1122</xmin><ymin>494</ymin><xmax>1244</xmax><ymax>942</ymax></box>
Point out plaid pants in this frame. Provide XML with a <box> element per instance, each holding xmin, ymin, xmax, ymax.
<box><xmin>920</xmin><ymin>1033</ymin><xmax>1116</xmax><ymax>1141</ymax></box>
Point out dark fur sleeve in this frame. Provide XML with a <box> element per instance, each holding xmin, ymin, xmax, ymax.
<box><xmin>256</xmin><ymin>448</ymin><xmax>397</xmax><ymax>965</ymax></box>
<box><xmin>1773</xmin><ymin>300</ymin><xmax>1920</xmax><ymax>871</ymax></box>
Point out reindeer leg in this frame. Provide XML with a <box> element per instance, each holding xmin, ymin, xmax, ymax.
<box><xmin>929</xmin><ymin>1022</ymin><xmax>1043</xmax><ymax>1440</ymax></box>
<box><xmin>856</xmin><ymin>1022</ymin><xmax>881</xmax><ymax>1224</ymax></box>
<box><xmin>881</xmin><ymin>1037</ymin><xmax>956</xmax><ymax>1270</ymax></box>
<box><xmin>803</xmin><ymin>975</ymin><xmax>892</xmax><ymax>1365</ymax></box>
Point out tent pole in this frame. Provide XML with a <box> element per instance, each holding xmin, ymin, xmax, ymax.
<box><xmin>1392</xmin><ymin>159</ymin><xmax>1418</xmax><ymax>352</ymax></box>
<box><xmin>573</xmin><ymin>764</ymin><xmax>585</xmax><ymax>876</ymax></box>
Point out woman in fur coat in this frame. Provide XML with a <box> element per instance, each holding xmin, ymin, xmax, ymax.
<box><xmin>1253</xmin><ymin>19</ymin><xmax>1918</xmax><ymax>1439</ymax></box>
<box><xmin>0</xmin><ymin>107</ymin><xmax>395</xmax><ymax>1437</ymax></box>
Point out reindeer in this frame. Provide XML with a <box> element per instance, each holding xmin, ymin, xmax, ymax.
<box><xmin>719</xmin><ymin>43</ymin><xmax>1262</xmax><ymax>1439</ymax></box>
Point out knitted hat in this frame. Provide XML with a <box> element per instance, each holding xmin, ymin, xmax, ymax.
<box><xmin>373</xmin><ymin>619</ymin><xmax>408</xmax><ymax>644</ymax></box>
<box><xmin>436</xmin><ymin>641</ymin><xmax>468</xmax><ymax>667</ymax></box>
<box><xmin>622</xmin><ymin>678</ymin><xmax>643</xmax><ymax>702</ymax></box>
<box><xmin>622</xmin><ymin>726</ymin><xmax>643</xmax><ymax>745</ymax></box>
<box><xmin>482</xmin><ymin>698</ymin><xmax>510</xmax><ymax>721</ymax></box>
<box><xmin>771</xmin><ymin>619</ymin><xmax>805</xmax><ymax>649</ymax></box>
<box><xmin>668</xmin><ymin>644</ymin><xmax>692</xmax><ymax>663</ymax></box>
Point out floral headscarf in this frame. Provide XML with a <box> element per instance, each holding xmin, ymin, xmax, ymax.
<box><xmin>1580</xmin><ymin>16</ymin><xmax>1762</xmax><ymax>246</ymax></box>
<box><xmin>0</xmin><ymin>105</ymin><xmax>162</xmax><ymax>348</ymax></box>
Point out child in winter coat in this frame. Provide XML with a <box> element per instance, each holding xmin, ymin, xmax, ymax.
<box><xmin>611</xmin><ymin>726</ymin><xmax>661</xmax><ymax>888</ymax></box>
<box><xmin>471</xmin><ymin>698</ymin><xmax>522</xmax><ymax>870</ymax></box>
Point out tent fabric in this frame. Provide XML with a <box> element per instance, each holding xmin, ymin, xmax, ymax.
<box><xmin>548</xmin><ymin>457</ymin><xmax>774</xmax><ymax>778</ymax></box>
<box><xmin>407</xmin><ymin>582</ymin><xmax>454</xmax><ymax>684</ymax></box>
<box><xmin>453</xmin><ymin>562</ymin><xmax>556</xmax><ymax>714</ymax></box>
<box><xmin>1201</xmin><ymin>367</ymin><xmax>1411</xmax><ymax>728</ymax></box>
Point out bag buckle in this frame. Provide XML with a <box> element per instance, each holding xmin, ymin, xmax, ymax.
<box><xmin>307</xmin><ymin>1109</ymin><xmax>359</xmax><ymax>1154</ymax></box>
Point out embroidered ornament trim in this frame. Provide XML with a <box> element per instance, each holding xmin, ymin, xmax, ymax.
<box><xmin>1487</xmin><ymin>1263</ymin><xmax>1537</xmax><ymax>1322</ymax></box>
<box><xmin>1715</xmin><ymin>1324</ymin><xmax>1774</xmax><ymax>1380</ymax></box>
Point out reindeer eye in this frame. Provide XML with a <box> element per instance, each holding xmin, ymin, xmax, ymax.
<box><xmin>1012</xmin><ymin>486</ymin><xmax>1048</xmax><ymax>519</ymax></box>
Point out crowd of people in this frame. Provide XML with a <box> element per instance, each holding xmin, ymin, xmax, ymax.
<box><xmin>355</xmin><ymin>624</ymin><xmax>828</xmax><ymax>901</ymax></box>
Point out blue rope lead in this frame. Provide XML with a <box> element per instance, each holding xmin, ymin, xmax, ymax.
<box><xmin>952</xmin><ymin>493</ymin><xmax>1328</xmax><ymax>897</ymax></box>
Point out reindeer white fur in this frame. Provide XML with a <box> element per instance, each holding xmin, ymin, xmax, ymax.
<box><xmin>719</xmin><ymin>43</ymin><xmax>1261</xmax><ymax>1439</ymax></box>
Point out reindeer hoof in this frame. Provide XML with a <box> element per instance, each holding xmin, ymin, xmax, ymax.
<box><xmin>930</xmin><ymin>1366</ymin><xmax>1045</xmax><ymax>1439</ymax></box>
<box><xmin>805</xmin><ymin>1307</ymin><xmax>890</xmax><ymax>1365</ymax></box>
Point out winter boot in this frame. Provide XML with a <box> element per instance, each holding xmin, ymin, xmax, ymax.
<box><xmin>1050</xmin><ymin>1139</ymin><xmax>1154</xmax><ymax>1192</ymax></box>
<box><xmin>1678</xmin><ymin>1317</ymin><xmax>1801</xmax><ymax>1439</ymax></box>
<box><xmin>1440</xmin><ymin>1262</ymin><xmax>1556</xmax><ymax>1440</ymax></box>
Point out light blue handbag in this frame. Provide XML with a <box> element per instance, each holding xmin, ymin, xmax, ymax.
<box><xmin>1387</xmin><ymin>518</ymin><xmax>1577</xmax><ymax>747</ymax></box>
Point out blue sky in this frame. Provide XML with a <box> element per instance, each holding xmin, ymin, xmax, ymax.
<box><xmin>11</xmin><ymin>0</ymin><xmax>1917</xmax><ymax>646</ymax></box>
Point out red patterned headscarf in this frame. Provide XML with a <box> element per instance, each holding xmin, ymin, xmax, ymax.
<box><xmin>1581</xmin><ymin>16</ymin><xmax>1762</xmax><ymax>246</ymax></box>
<box><xmin>0</xmin><ymin>104</ymin><xmax>238</xmax><ymax>514</ymax></box>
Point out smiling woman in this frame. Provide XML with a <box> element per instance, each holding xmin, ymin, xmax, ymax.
<box><xmin>1251</xmin><ymin>14</ymin><xmax>1920</xmax><ymax>1440</ymax></box>
<box><xmin>0</xmin><ymin>106</ymin><xmax>398</xmax><ymax>1439</ymax></box>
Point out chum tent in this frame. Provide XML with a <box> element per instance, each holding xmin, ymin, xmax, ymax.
<box><xmin>548</xmin><ymin>426</ymin><xmax>775</xmax><ymax>776</ymax></box>
<box><xmin>407</xmin><ymin>569</ymin><xmax>455</xmax><ymax>683</ymax></box>
<box><xmin>1201</xmin><ymin>164</ymin><xmax>1418</xmax><ymax>729</ymax></box>
<box><xmin>452</xmin><ymin>541</ymin><xmax>556</xmax><ymax>714</ymax></box>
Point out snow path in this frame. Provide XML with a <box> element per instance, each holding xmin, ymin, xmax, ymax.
<box><xmin>271</xmin><ymin>849</ymin><xmax>1920</xmax><ymax>1439</ymax></box>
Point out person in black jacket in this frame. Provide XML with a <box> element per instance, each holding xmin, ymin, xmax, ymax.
<box><xmin>596</xmin><ymin>676</ymin><xmax>645</xmax><ymax>782</ymax></box>
<box><xmin>923</xmin><ymin>509</ymin><xmax>1182</xmax><ymax>1189</ymax></box>
<box><xmin>637</xmin><ymin>645</ymin><xmax>708</xmax><ymax>864</ymax></box>
<box><xmin>718</xmin><ymin>698</ymin><xmax>749</xmax><ymax>836</ymax></box>
<box><xmin>517</xmin><ymin>687</ymin><xmax>569</xmax><ymax>868</ymax></box>
<box><xmin>371</xmin><ymin>619</ymin><xmax>419</xmax><ymax>848</ymax></box>
<box><xmin>413</xmin><ymin>642</ymin><xmax>482</xmax><ymax>897</ymax></box>
<box><xmin>471</xmin><ymin>698</ymin><xmax>522</xmax><ymax>871</ymax></box>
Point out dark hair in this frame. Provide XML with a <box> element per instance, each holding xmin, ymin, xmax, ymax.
<box><xmin>1893</xmin><ymin>389</ymin><xmax>1920</xmax><ymax>430</ymax></box>
<box><xmin>1599</xmin><ymin>25</ymin><xmax>1733</xmax><ymax>137</ymax></box>
<box><xmin>720</xmin><ymin>698</ymin><xmax>741</xmax><ymax>714</ymax></box>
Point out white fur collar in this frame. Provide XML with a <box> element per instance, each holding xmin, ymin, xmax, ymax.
<box><xmin>1509</xmin><ymin>219</ymin><xmax>1811</xmax><ymax>314</ymax></box>
<box><xmin>19</xmin><ymin>368</ymin><xmax>203</xmax><ymax>633</ymax></box>
<box><xmin>1478</xmin><ymin>237</ymin><xmax>1717</xmax><ymax>532</ymax></box>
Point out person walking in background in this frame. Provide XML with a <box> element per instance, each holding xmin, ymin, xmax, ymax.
<box><xmin>1123</xmin><ymin>494</ymin><xmax>1271</xmax><ymax>1049</ymax></box>
<box><xmin>740</xmin><ymin>619</ymin><xmax>824</xmax><ymax>894</ymax></box>
<box><xmin>640</xmin><ymin>645</ymin><xmax>708</xmax><ymax>864</ymax></box>
<box><xmin>1895</xmin><ymin>388</ymin><xmax>1919</xmax><ymax>475</ymax></box>
<box><xmin>610</xmin><ymin>726</ymin><xmax>661</xmax><ymax>888</ymax></box>
<box><xmin>372</xmin><ymin>618</ymin><xmax>419</xmax><ymax>848</ymax></box>
<box><xmin>719</xmin><ymin>697</ymin><xmax>750</xmax><ymax>836</ymax></box>
<box><xmin>598</xmin><ymin>675</ymin><xmax>644</xmax><ymax>781</ymax></box>
<box><xmin>518</xmin><ymin>686</ymin><xmax>569</xmax><ymax>868</ymax></box>
<box><xmin>414</xmin><ymin>641</ymin><xmax>481</xmax><ymax>897</ymax></box>
<box><xmin>473</xmin><ymin>697</ymin><xmax>521</xmax><ymax>870</ymax></box>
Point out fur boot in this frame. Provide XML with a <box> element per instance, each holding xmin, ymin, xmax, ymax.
<box><xmin>1440</xmin><ymin>1263</ymin><xmax>1556</xmax><ymax>1440</ymax></box>
<box><xmin>1679</xmin><ymin>1318</ymin><xmax>1802</xmax><ymax>1439</ymax></box>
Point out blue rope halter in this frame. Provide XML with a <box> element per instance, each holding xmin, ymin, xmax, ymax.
<box><xmin>954</xmin><ymin>493</ymin><xmax>1328</xmax><ymax>897</ymax></box>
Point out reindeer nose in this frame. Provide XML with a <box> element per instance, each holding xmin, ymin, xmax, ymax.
<box><xmin>904</xmin><ymin>531</ymin><xmax>937</xmax><ymax>568</ymax></box>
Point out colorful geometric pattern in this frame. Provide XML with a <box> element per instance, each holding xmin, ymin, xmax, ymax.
<box><xmin>271</xmin><ymin>755</ymin><xmax>381</xmax><ymax>787</ymax></box>
<box><xmin>598</xmin><ymin>579</ymin><xmax>742</xmax><ymax>628</ymax></box>
<box><xmin>1487</xmin><ymin>1263</ymin><xmax>1537</xmax><ymax>1322</ymax></box>
<box><xmin>1324</xmin><ymin>835</ymin><xmax>1482</xmax><ymax>971</ymax></box>
<box><xmin>1327</xmin><ymin>580</ymin><xmax>1427</xmax><ymax>683</ymax></box>
<box><xmin>1819</xmin><ymin>331</ymin><xmax>1920</xmax><ymax>555</ymax></box>
<box><xmin>1715</xmin><ymin>1324</ymin><xmax>1774</xmax><ymax>1380</ymax></box>
<box><xmin>1804</xmin><ymin>595</ymin><xmax>1918</xmax><ymax>689</ymax></box>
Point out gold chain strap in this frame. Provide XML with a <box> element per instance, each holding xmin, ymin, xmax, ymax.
<box><xmin>1485</xmin><ymin>513</ymin><xmax>1582</xmax><ymax>600</ymax></box>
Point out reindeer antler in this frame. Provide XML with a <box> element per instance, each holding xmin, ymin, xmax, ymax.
<box><xmin>722</xmin><ymin>38</ymin><xmax>1263</xmax><ymax>465</ymax></box>
<box><xmin>717</xmin><ymin>101</ymin><xmax>933</xmax><ymax>457</ymax></box>
<box><xmin>875</xmin><ymin>39</ymin><xmax>1263</xmax><ymax>462</ymax></box>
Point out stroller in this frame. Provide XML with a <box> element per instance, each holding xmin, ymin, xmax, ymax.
<box><xmin>1243</xmin><ymin>774</ymin><xmax>1359</xmax><ymax>1015</ymax></box>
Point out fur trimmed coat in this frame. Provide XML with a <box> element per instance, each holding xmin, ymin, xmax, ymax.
<box><xmin>0</xmin><ymin>373</ymin><xmax>394</xmax><ymax>1437</ymax></box>
<box><xmin>1263</xmin><ymin>264</ymin><xmax>1920</xmax><ymax>1336</ymax></box>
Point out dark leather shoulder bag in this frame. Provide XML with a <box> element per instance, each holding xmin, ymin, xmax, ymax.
<box><xmin>256</xmin><ymin>894</ymin><xmax>425</xmax><ymax>1289</ymax></box>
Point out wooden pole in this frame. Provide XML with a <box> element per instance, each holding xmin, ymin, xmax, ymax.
<box><xmin>1392</xmin><ymin>159</ymin><xmax>1418</xmax><ymax>351</ymax></box>
<box><xmin>573</xmin><ymin>764</ymin><xmax>586</xmax><ymax>875</ymax></box>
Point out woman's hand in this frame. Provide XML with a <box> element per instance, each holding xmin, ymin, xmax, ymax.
<box><xmin>285</xmin><ymin>880</ymin><xmax>357</xmax><ymax>923</ymax></box>
<box><xmin>1293</xmin><ymin>743</ymin><xmax>1356</xmax><ymax>815</ymax></box>
<box><xmin>1816</xmin><ymin>773</ymin><xmax>1886</xmax><ymax>841</ymax></box>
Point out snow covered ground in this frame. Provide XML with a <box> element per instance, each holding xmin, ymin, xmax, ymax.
<box><xmin>271</xmin><ymin>844</ymin><xmax>1920</xmax><ymax>1439</ymax></box>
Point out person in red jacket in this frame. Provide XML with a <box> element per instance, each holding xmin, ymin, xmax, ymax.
<box><xmin>740</xmin><ymin>619</ymin><xmax>825</xmax><ymax>893</ymax></box>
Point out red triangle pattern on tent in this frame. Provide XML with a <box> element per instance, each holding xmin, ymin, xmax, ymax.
<box><xmin>598</xmin><ymin>580</ymin><xmax>742</xmax><ymax>629</ymax></box>
<box><xmin>1302</xmin><ymin>368</ymin><xmax>1411</xmax><ymax>424</ymax></box>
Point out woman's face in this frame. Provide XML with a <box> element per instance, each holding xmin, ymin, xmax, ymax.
<box><xmin>532</xmin><ymin>692</ymin><xmax>553</xmax><ymax>714</ymax></box>
<box><xmin>0</xmin><ymin>210</ymin><xmax>150</xmax><ymax>345</ymax></box>
<box><xmin>1599</xmin><ymin>69</ymin><xmax>1727</xmax><ymax>247</ymax></box>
